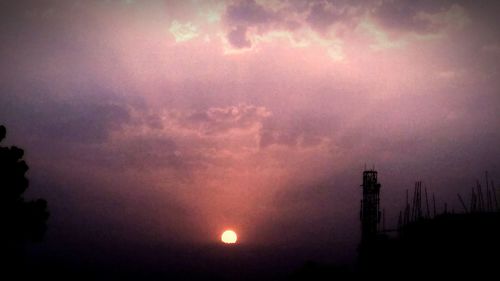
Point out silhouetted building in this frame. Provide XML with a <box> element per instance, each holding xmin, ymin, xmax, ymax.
<box><xmin>357</xmin><ymin>171</ymin><xmax>500</xmax><ymax>278</ymax></box>
<box><xmin>360</xmin><ymin>170</ymin><xmax>381</xmax><ymax>243</ymax></box>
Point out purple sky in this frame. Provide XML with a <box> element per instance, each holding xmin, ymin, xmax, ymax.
<box><xmin>1</xmin><ymin>0</ymin><xmax>499</xmax><ymax>250</ymax></box>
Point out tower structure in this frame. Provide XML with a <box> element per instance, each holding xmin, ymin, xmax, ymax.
<box><xmin>360</xmin><ymin>170</ymin><xmax>381</xmax><ymax>242</ymax></box>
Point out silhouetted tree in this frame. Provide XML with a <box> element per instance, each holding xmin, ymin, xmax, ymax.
<box><xmin>0</xmin><ymin>125</ymin><xmax>49</xmax><ymax>269</ymax></box>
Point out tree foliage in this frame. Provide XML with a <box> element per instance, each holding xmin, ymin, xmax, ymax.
<box><xmin>0</xmin><ymin>125</ymin><xmax>49</xmax><ymax>243</ymax></box>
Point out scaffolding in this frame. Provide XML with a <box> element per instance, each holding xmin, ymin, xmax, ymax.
<box><xmin>360</xmin><ymin>170</ymin><xmax>381</xmax><ymax>242</ymax></box>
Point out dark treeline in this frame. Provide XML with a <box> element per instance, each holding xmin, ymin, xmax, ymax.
<box><xmin>0</xmin><ymin>125</ymin><xmax>49</xmax><ymax>276</ymax></box>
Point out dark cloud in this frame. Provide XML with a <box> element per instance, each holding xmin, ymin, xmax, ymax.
<box><xmin>0</xmin><ymin>92</ymin><xmax>131</xmax><ymax>144</ymax></box>
<box><xmin>305</xmin><ymin>1</ymin><xmax>364</xmax><ymax>33</ymax></box>
<box><xmin>223</xmin><ymin>0</ymin><xmax>278</xmax><ymax>48</ymax></box>
<box><xmin>222</xmin><ymin>0</ymin><xmax>469</xmax><ymax>48</ymax></box>
<box><xmin>227</xmin><ymin>25</ymin><xmax>252</xmax><ymax>48</ymax></box>
<box><xmin>372</xmin><ymin>0</ymin><xmax>450</xmax><ymax>34</ymax></box>
<box><xmin>305</xmin><ymin>1</ymin><xmax>340</xmax><ymax>31</ymax></box>
<box><xmin>225</xmin><ymin>0</ymin><xmax>272</xmax><ymax>24</ymax></box>
<box><xmin>178</xmin><ymin>104</ymin><xmax>270</xmax><ymax>136</ymax></box>
<box><xmin>42</xmin><ymin>102</ymin><xmax>131</xmax><ymax>143</ymax></box>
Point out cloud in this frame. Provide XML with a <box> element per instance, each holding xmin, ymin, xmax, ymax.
<box><xmin>227</xmin><ymin>25</ymin><xmax>252</xmax><ymax>48</ymax></box>
<box><xmin>371</xmin><ymin>0</ymin><xmax>449</xmax><ymax>34</ymax></box>
<box><xmin>222</xmin><ymin>0</ymin><xmax>284</xmax><ymax>49</ymax></box>
<box><xmin>59</xmin><ymin>103</ymin><xmax>273</xmax><ymax>175</ymax></box>
<box><xmin>0</xmin><ymin>92</ymin><xmax>132</xmax><ymax>144</ymax></box>
<box><xmin>174</xmin><ymin>104</ymin><xmax>271</xmax><ymax>136</ymax></box>
<box><xmin>169</xmin><ymin>20</ymin><xmax>199</xmax><ymax>42</ymax></box>
<box><xmin>305</xmin><ymin>0</ymin><xmax>364</xmax><ymax>33</ymax></box>
<box><xmin>225</xmin><ymin>0</ymin><xmax>272</xmax><ymax>24</ymax></box>
<box><xmin>221</xmin><ymin>0</ymin><xmax>469</xmax><ymax>55</ymax></box>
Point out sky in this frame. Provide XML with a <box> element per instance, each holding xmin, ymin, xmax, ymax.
<box><xmin>1</xmin><ymin>0</ymin><xmax>500</xmax><ymax>257</ymax></box>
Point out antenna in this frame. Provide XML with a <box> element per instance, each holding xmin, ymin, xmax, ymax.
<box><xmin>432</xmin><ymin>193</ymin><xmax>436</xmax><ymax>217</ymax></box>
<box><xmin>492</xmin><ymin>180</ymin><xmax>499</xmax><ymax>211</ymax></box>
<box><xmin>425</xmin><ymin>185</ymin><xmax>430</xmax><ymax>218</ymax></box>
<box><xmin>457</xmin><ymin>193</ymin><xmax>468</xmax><ymax>213</ymax></box>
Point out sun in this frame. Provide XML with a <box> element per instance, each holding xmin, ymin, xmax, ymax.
<box><xmin>221</xmin><ymin>230</ymin><xmax>238</xmax><ymax>244</ymax></box>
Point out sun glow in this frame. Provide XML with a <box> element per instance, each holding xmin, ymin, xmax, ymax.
<box><xmin>221</xmin><ymin>230</ymin><xmax>238</xmax><ymax>244</ymax></box>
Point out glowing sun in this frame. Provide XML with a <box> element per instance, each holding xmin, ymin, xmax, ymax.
<box><xmin>221</xmin><ymin>230</ymin><xmax>238</xmax><ymax>244</ymax></box>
